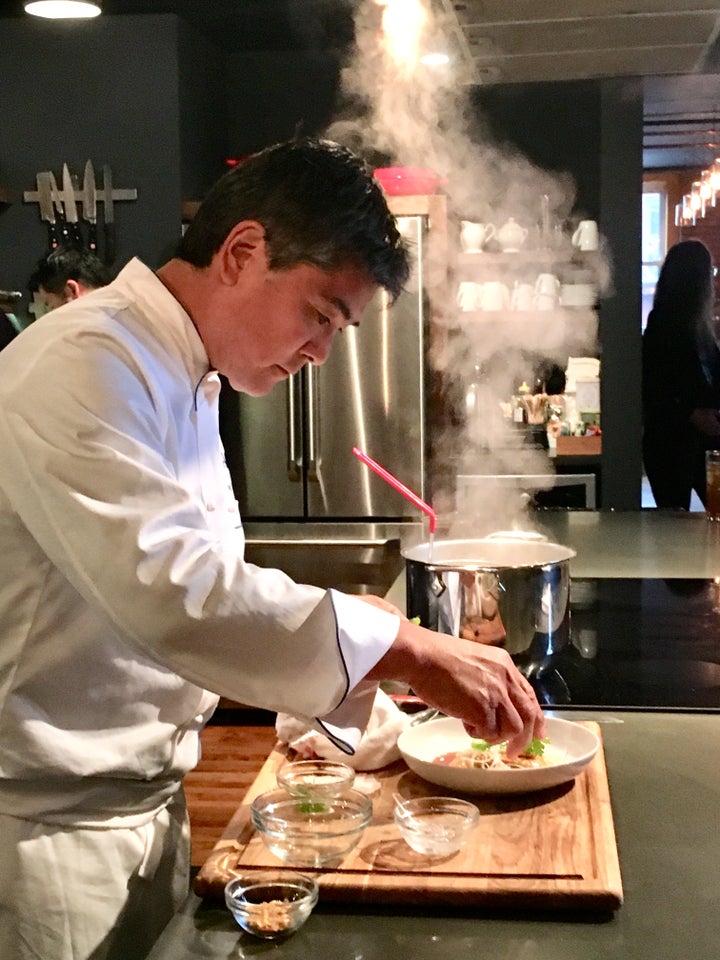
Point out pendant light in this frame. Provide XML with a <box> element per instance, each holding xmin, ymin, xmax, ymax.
<box><xmin>24</xmin><ymin>1</ymin><xmax>101</xmax><ymax>18</ymax></box>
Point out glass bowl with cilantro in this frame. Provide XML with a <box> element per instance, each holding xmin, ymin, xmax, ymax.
<box><xmin>251</xmin><ymin>787</ymin><xmax>372</xmax><ymax>867</ymax></box>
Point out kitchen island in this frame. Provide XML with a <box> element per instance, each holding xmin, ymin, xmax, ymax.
<box><xmin>150</xmin><ymin>711</ymin><xmax>720</xmax><ymax>960</ymax></box>
<box><xmin>153</xmin><ymin>510</ymin><xmax>720</xmax><ymax>959</ymax></box>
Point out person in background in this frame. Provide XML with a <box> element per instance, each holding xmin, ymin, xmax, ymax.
<box><xmin>0</xmin><ymin>138</ymin><xmax>544</xmax><ymax>960</ymax></box>
<box><xmin>642</xmin><ymin>239</ymin><xmax>720</xmax><ymax>509</ymax></box>
<box><xmin>28</xmin><ymin>245</ymin><xmax>112</xmax><ymax>312</ymax></box>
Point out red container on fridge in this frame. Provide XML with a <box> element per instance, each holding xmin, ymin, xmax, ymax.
<box><xmin>373</xmin><ymin>166</ymin><xmax>444</xmax><ymax>196</ymax></box>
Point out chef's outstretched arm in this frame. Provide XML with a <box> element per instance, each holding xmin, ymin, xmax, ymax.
<box><xmin>364</xmin><ymin>616</ymin><xmax>546</xmax><ymax>758</ymax></box>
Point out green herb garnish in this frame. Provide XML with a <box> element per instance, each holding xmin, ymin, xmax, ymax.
<box><xmin>523</xmin><ymin>737</ymin><xmax>550</xmax><ymax>757</ymax></box>
<box><xmin>470</xmin><ymin>737</ymin><xmax>549</xmax><ymax>756</ymax></box>
<box><xmin>296</xmin><ymin>800</ymin><xmax>328</xmax><ymax>814</ymax></box>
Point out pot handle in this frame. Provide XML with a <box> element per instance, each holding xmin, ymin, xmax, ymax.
<box><xmin>431</xmin><ymin>572</ymin><xmax>447</xmax><ymax>597</ymax></box>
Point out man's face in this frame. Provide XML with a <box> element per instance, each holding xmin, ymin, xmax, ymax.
<box><xmin>38</xmin><ymin>279</ymin><xmax>86</xmax><ymax>313</ymax></box>
<box><xmin>200</xmin><ymin>246</ymin><xmax>378</xmax><ymax>396</ymax></box>
<box><xmin>38</xmin><ymin>285</ymin><xmax>70</xmax><ymax>312</ymax></box>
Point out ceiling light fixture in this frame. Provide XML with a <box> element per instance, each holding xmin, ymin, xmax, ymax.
<box><xmin>24</xmin><ymin>0</ymin><xmax>101</xmax><ymax>19</ymax></box>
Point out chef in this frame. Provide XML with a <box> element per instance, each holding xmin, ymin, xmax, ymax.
<box><xmin>0</xmin><ymin>138</ymin><xmax>544</xmax><ymax>960</ymax></box>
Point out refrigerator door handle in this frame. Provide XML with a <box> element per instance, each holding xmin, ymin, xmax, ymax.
<box><xmin>286</xmin><ymin>374</ymin><xmax>302</xmax><ymax>481</ymax></box>
<box><xmin>306</xmin><ymin>364</ymin><xmax>319</xmax><ymax>482</ymax></box>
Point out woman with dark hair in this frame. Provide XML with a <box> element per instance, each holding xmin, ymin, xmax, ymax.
<box><xmin>642</xmin><ymin>239</ymin><xmax>720</xmax><ymax>508</ymax></box>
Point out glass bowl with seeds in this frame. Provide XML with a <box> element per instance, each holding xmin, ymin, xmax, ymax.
<box><xmin>224</xmin><ymin>871</ymin><xmax>318</xmax><ymax>939</ymax></box>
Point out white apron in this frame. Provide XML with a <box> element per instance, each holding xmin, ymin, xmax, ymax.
<box><xmin>0</xmin><ymin>793</ymin><xmax>189</xmax><ymax>960</ymax></box>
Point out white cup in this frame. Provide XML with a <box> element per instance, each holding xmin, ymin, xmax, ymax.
<box><xmin>560</xmin><ymin>282</ymin><xmax>596</xmax><ymax>307</ymax></box>
<box><xmin>535</xmin><ymin>272</ymin><xmax>560</xmax><ymax>297</ymax></box>
<box><xmin>571</xmin><ymin>220</ymin><xmax>599</xmax><ymax>252</ymax></box>
<box><xmin>534</xmin><ymin>293</ymin><xmax>558</xmax><ymax>311</ymax></box>
<box><xmin>457</xmin><ymin>280</ymin><xmax>482</xmax><ymax>312</ymax></box>
<box><xmin>460</xmin><ymin>220</ymin><xmax>496</xmax><ymax>253</ymax></box>
<box><xmin>511</xmin><ymin>282</ymin><xmax>535</xmax><ymax>311</ymax></box>
<box><xmin>478</xmin><ymin>281</ymin><xmax>510</xmax><ymax>311</ymax></box>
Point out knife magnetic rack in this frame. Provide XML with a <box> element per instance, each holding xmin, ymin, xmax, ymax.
<box><xmin>23</xmin><ymin>170</ymin><xmax>136</xmax><ymax>209</ymax></box>
<box><xmin>23</xmin><ymin>163</ymin><xmax>137</xmax><ymax>265</ymax></box>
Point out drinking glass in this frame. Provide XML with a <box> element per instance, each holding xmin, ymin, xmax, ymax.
<box><xmin>705</xmin><ymin>450</ymin><xmax>720</xmax><ymax>520</ymax></box>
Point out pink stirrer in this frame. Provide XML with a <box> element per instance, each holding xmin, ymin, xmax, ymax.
<box><xmin>352</xmin><ymin>447</ymin><xmax>437</xmax><ymax>534</ymax></box>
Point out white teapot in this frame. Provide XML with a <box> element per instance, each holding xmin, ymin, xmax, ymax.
<box><xmin>497</xmin><ymin>217</ymin><xmax>528</xmax><ymax>253</ymax></box>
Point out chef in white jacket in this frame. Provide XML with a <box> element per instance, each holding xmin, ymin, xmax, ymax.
<box><xmin>0</xmin><ymin>138</ymin><xmax>544</xmax><ymax>960</ymax></box>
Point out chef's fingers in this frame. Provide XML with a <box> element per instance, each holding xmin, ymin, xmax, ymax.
<box><xmin>461</xmin><ymin>680</ymin><xmax>543</xmax><ymax>755</ymax></box>
<box><xmin>511</xmin><ymin>671</ymin><xmax>546</xmax><ymax>740</ymax></box>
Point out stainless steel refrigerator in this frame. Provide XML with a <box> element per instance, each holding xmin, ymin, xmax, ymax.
<box><xmin>220</xmin><ymin>215</ymin><xmax>428</xmax><ymax>520</ymax></box>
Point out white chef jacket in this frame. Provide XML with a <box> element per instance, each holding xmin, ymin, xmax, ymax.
<box><xmin>0</xmin><ymin>257</ymin><xmax>400</xmax><ymax>827</ymax></box>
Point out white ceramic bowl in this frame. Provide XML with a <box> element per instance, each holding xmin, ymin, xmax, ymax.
<box><xmin>397</xmin><ymin>716</ymin><xmax>599</xmax><ymax>795</ymax></box>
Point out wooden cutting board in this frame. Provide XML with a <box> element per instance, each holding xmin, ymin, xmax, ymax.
<box><xmin>194</xmin><ymin>721</ymin><xmax>622</xmax><ymax>911</ymax></box>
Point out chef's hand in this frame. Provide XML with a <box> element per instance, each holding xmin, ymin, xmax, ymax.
<box><xmin>689</xmin><ymin>408</ymin><xmax>720</xmax><ymax>436</ymax></box>
<box><xmin>365</xmin><ymin>621</ymin><xmax>545</xmax><ymax>759</ymax></box>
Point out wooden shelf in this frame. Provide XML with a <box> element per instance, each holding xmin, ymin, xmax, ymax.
<box><xmin>457</xmin><ymin>307</ymin><xmax>595</xmax><ymax>322</ymax></box>
<box><xmin>457</xmin><ymin>249</ymin><xmax>602</xmax><ymax>267</ymax></box>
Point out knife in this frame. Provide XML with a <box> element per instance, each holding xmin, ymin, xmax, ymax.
<box><xmin>83</xmin><ymin>160</ymin><xmax>98</xmax><ymax>254</ymax></box>
<box><xmin>62</xmin><ymin>163</ymin><xmax>83</xmax><ymax>248</ymax></box>
<box><xmin>47</xmin><ymin>170</ymin><xmax>69</xmax><ymax>244</ymax></box>
<box><xmin>36</xmin><ymin>172</ymin><xmax>61</xmax><ymax>252</ymax></box>
<box><xmin>102</xmin><ymin>164</ymin><xmax>115</xmax><ymax>266</ymax></box>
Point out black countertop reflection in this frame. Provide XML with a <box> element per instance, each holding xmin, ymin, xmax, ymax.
<box><xmin>531</xmin><ymin>578</ymin><xmax>720</xmax><ymax>711</ymax></box>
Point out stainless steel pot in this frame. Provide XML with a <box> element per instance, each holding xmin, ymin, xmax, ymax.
<box><xmin>403</xmin><ymin>533</ymin><xmax>576</xmax><ymax>674</ymax></box>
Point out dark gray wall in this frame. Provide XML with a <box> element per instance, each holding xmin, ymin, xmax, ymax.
<box><xmin>178</xmin><ymin>22</ymin><xmax>228</xmax><ymax>202</ymax></box>
<box><xmin>224</xmin><ymin>49</ymin><xmax>342</xmax><ymax>156</ymax></box>
<box><xmin>0</xmin><ymin>14</ymin><xmax>193</xmax><ymax>314</ymax></box>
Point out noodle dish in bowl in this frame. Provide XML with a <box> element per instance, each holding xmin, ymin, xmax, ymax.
<box><xmin>397</xmin><ymin>716</ymin><xmax>599</xmax><ymax>795</ymax></box>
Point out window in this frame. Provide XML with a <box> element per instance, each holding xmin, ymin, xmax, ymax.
<box><xmin>641</xmin><ymin>184</ymin><xmax>667</xmax><ymax>330</ymax></box>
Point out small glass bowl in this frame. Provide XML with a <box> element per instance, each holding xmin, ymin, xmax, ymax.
<box><xmin>276</xmin><ymin>759</ymin><xmax>356</xmax><ymax>800</ymax></box>
<box><xmin>393</xmin><ymin>795</ymin><xmax>480</xmax><ymax>857</ymax></box>
<box><xmin>251</xmin><ymin>787</ymin><xmax>372</xmax><ymax>867</ymax></box>
<box><xmin>224</xmin><ymin>871</ymin><xmax>318</xmax><ymax>939</ymax></box>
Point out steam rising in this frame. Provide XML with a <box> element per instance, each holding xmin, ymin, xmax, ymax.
<box><xmin>326</xmin><ymin>0</ymin><xmax>609</xmax><ymax>530</ymax></box>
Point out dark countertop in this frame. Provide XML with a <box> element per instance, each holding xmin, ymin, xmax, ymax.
<box><xmin>148</xmin><ymin>711</ymin><xmax>720</xmax><ymax>960</ymax></box>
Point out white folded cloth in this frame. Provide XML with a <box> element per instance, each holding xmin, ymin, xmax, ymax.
<box><xmin>275</xmin><ymin>686</ymin><xmax>411</xmax><ymax>771</ymax></box>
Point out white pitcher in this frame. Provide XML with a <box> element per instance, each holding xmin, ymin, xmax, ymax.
<box><xmin>461</xmin><ymin>220</ymin><xmax>496</xmax><ymax>253</ymax></box>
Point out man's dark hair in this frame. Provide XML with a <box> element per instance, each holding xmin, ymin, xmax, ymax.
<box><xmin>177</xmin><ymin>138</ymin><xmax>410</xmax><ymax>301</ymax></box>
<box><xmin>29</xmin><ymin>247</ymin><xmax>112</xmax><ymax>295</ymax></box>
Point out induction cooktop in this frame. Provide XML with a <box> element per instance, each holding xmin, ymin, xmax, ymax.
<box><xmin>530</xmin><ymin>578</ymin><xmax>720</xmax><ymax>711</ymax></box>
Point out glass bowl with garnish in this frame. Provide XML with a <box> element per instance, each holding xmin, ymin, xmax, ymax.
<box><xmin>251</xmin><ymin>787</ymin><xmax>372</xmax><ymax>867</ymax></box>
